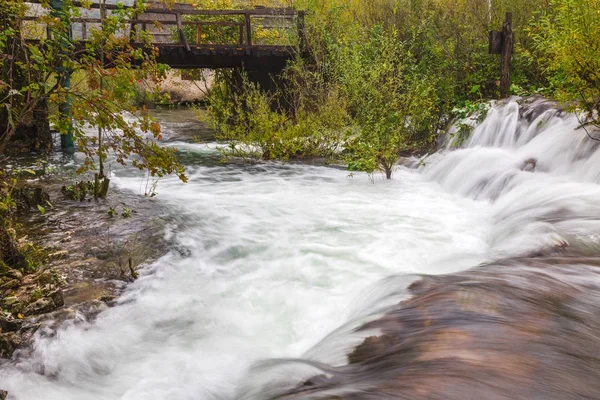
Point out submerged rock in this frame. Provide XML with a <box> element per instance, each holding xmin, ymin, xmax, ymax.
<box><xmin>522</xmin><ymin>157</ymin><xmax>537</xmax><ymax>172</ymax></box>
<box><xmin>12</xmin><ymin>187</ymin><xmax>51</xmax><ymax>214</ymax></box>
<box><xmin>275</xmin><ymin>254</ymin><xmax>600</xmax><ymax>400</ymax></box>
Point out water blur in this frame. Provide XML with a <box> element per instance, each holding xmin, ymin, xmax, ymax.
<box><xmin>2</xmin><ymin>97</ymin><xmax>600</xmax><ymax>399</ymax></box>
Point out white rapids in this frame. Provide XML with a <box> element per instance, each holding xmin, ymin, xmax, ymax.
<box><xmin>2</xmin><ymin>97</ymin><xmax>600</xmax><ymax>400</ymax></box>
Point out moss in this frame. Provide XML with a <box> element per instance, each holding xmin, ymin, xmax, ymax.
<box><xmin>0</xmin><ymin>260</ymin><xmax>10</xmax><ymax>276</ymax></box>
<box><xmin>29</xmin><ymin>289</ymin><xmax>44</xmax><ymax>302</ymax></box>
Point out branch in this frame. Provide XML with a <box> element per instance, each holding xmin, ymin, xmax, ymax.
<box><xmin>575</xmin><ymin>111</ymin><xmax>600</xmax><ymax>141</ymax></box>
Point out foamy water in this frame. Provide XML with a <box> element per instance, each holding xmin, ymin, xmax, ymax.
<box><xmin>2</xmin><ymin>97</ymin><xmax>600</xmax><ymax>399</ymax></box>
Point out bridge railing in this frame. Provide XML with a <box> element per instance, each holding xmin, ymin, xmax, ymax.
<box><xmin>22</xmin><ymin>2</ymin><xmax>305</xmax><ymax>50</ymax></box>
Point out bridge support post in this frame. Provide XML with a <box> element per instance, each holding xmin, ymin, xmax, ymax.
<box><xmin>297</xmin><ymin>11</ymin><xmax>307</xmax><ymax>55</ymax></box>
<box><xmin>50</xmin><ymin>0</ymin><xmax>74</xmax><ymax>151</ymax></box>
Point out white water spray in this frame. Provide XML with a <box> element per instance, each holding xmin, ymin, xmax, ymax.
<box><xmin>2</xmin><ymin>97</ymin><xmax>600</xmax><ymax>400</ymax></box>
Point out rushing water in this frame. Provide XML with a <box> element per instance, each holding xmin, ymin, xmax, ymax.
<box><xmin>2</xmin><ymin>97</ymin><xmax>600</xmax><ymax>399</ymax></box>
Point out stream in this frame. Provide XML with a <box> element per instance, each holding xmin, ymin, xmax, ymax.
<box><xmin>2</xmin><ymin>98</ymin><xmax>600</xmax><ymax>399</ymax></box>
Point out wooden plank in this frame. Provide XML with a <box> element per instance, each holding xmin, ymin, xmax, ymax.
<box><xmin>176</xmin><ymin>12</ymin><xmax>191</xmax><ymax>51</ymax></box>
<box><xmin>138</xmin><ymin>20</ymin><xmax>244</xmax><ymax>27</ymax></box>
<box><xmin>26</xmin><ymin>0</ymin><xmax>296</xmax><ymax>15</ymax></box>
<box><xmin>196</xmin><ymin>24</ymin><xmax>202</xmax><ymax>44</ymax></box>
<box><xmin>65</xmin><ymin>18</ymin><xmax>244</xmax><ymax>26</ymax></box>
<box><xmin>245</xmin><ymin>13</ymin><xmax>252</xmax><ymax>46</ymax></box>
<box><xmin>500</xmin><ymin>12</ymin><xmax>514</xmax><ymax>98</ymax></box>
<box><xmin>146</xmin><ymin>7</ymin><xmax>296</xmax><ymax>16</ymax></box>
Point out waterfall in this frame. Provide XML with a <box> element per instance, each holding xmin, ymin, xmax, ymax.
<box><xmin>2</xmin><ymin>98</ymin><xmax>600</xmax><ymax>400</ymax></box>
<box><xmin>241</xmin><ymin>97</ymin><xmax>600</xmax><ymax>399</ymax></box>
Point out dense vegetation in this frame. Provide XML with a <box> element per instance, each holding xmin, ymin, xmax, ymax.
<box><xmin>202</xmin><ymin>0</ymin><xmax>600</xmax><ymax>177</ymax></box>
<box><xmin>0</xmin><ymin>0</ymin><xmax>599</xmax><ymax>274</ymax></box>
<box><xmin>1</xmin><ymin>0</ymin><xmax>186</xmax><ymax>278</ymax></box>
<box><xmin>1</xmin><ymin>0</ymin><xmax>186</xmax><ymax>182</ymax></box>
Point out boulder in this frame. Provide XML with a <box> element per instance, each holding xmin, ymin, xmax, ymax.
<box><xmin>0</xmin><ymin>332</ymin><xmax>21</xmax><ymax>359</ymax></box>
<box><xmin>35</xmin><ymin>269</ymin><xmax>59</xmax><ymax>286</ymax></box>
<box><xmin>0</xmin><ymin>312</ymin><xmax>22</xmax><ymax>333</ymax></box>
<box><xmin>12</xmin><ymin>187</ymin><xmax>50</xmax><ymax>214</ymax></box>
<box><xmin>0</xmin><ymin>278</ymin><xmax>20</xmax><ymax>291</ymax></box>
<box><xmin>48</xmin><ymin>289</ymin><xmax>65</xmax><ymax>308</ymax></box>
<box><xmin>23</xmin><ymin>289</ymin><xmax>64</xmax><ymax>316</ymax></box>
<box><xmin>522</xmin><ymin>158</ymin><xmax>537</xmax><ymax>172</ymax></box>
<box><xmin>23</xmin><ymin>297</ymin><xmax>55</xmax><ymax>316</ymax></box>
<box><xmin>0</xmin><ymin>297</ymin><xmax>23</xmax><ymax>314</ymax></box>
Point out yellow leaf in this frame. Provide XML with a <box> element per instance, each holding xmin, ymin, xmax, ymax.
<box><xmin>17</xmin><ymin>313</ymin><xmax>23</xmax><ymax>319</ymax></box>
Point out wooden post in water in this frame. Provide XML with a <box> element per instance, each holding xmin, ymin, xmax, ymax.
<box><xmin>489</xmin><ymin>12</ymin><xmax>514</xmax><ymax>98</ymax></box>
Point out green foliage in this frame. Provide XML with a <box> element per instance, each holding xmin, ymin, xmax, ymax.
<box><xmin>527</xmin><ymin>0</ymin><xmax>600</xmax><ymax>126</ymax></box>
<box><xmin>121</xmin><ymin>206</ymin><xmax>132</xmax><ymax>218</ymax></box>
<box><xmin>206</xmin><ymin>70</ymin><xmax>348</xmax><ymax>161</ymax></box>
<box><xmin>178</xmin><ymin>0</ymin><xmax>295</xmax><ymax>46</ymax></box>
<box><xmin>203</xmin><ymin>0</ymin><xmax>600</xmax><ymax>178</ymax></box>
<box><xmin>450</xmin><ymin>100</ymin><xmax>491</xmax><ymax>147</ymax></box>
<box><xmin>0</xmin><ymin>169</ymin><xmax>49</xmax><ymax>274</ymax></box>
<box><xmin>0</xmin><ymin>0</ymin><xmax>187</xmax><ymax>183</ymax></box>
<box><xmin>61</xmin><ymin>181</ymin><xmax>95</xmax><ymax>201</ymax></box>
<box><xmin>30</xmin><ymin>289</ymin><xmax>44</xmax><ymax>302</ymax></box>
<box><xmin>337</xmin><ymin>26</ymin><xmax>440</xmax><ymax>178</ymax></box>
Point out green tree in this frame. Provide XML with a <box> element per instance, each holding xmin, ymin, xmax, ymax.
<box><xmin>0</xmin><ymin>0</ymin><xmax>187</xmax><ymax>184</ymax></box>
<box><xmin>527</xmin><ymin>0</ymin><xmax>600</xmax><ymax>129</ymax></box>
<box><xmin>339</xmin><ymin>26</ymin><xmax>439</xmax><ymax>179</ymax></box>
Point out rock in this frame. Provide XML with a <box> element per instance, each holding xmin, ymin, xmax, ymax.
<box><xmin>23</xmin><ymin>289</ymin><xmax>64</xmax><ymax>316</ymax></box>
<box><xmin>48</xmin><ymin>250</ymin><xmax>68</xmax><ymax>259</ymax></box>
<box><xmin>5</xmin><ymin>269</ymin><xmax>23</xmax><ymax>280</ymax></box>
<box><xmin>522</xmin><ymin>158</ymin><xmax>537</xmax><ymax>172</ymax></box>
<box><xmin>35</xmin><ymin>269</ymin><xmax>59</xmax><ymax>286</ymax></box>
<box><xmin>23</xmin><ymin>297</ymin><xmax>55</xmax><ymax>316</ymax></box>
<box><xmin>12</xmin><ymin>187</ymin><xmax>51</xmax><ymax>214</ymax></box>
<box><xmin>348</xmin><ymin>335</ymin><xmax>394</xmax><ymax>364</ymax></box>
<box><xmin>0</xmin><ymin>332</ymin><xmax>21</xmax><ymax>359</ymax></box>
<box><xmin>99</xmin><ymin>295</ymin><xmax>116</xmax><ymax>304</ymax></box>
<box><xmin>48</xmin><ymin>289</ymin><xmax>65</xmax><ymax>308</ymax></box>
<box><xmin>0</xmin><ymin>278</ymin><xmax>20</xmax><ymax>290</ymax></box>
<box><xmin>0</xmin><ymin>312</ymin><xmax>22</xmax><ymax>333</ymax></box>
<box><xmin>0</xmin><ymin>297</ymin><xmax>23</xmax><ymax>314</ymax></box>
<box><xmin>0</xmin><ymin>389</ymin><xmax>7</xmax><ymax>400</ymax></box>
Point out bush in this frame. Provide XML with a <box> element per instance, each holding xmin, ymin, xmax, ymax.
<box><xmin>527</xmin><ymin>0</ymin><xmax>600</xmax><ymax>126</ymax></box>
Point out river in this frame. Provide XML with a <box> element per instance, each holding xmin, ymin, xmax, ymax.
<box><xmin>2</xmin><ymin>98</ymin><xmax>600</xmax><ymax>399</ymax></box>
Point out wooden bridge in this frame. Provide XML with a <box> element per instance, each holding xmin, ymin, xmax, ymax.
<box><xmin>24</xmin><ymin>1</ymin><xmax>306</xmax><ymax>71</ymax></box>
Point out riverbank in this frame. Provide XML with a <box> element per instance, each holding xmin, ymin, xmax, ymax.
<box><xmin>3</xmin><ymin>100</ymin><xmax>600</xmax><ymax>399</ymax></box>
<box><xmin>0</xmin><ymin>169</ymin><xmax>174</xmax><ymax>361</ymax></box>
